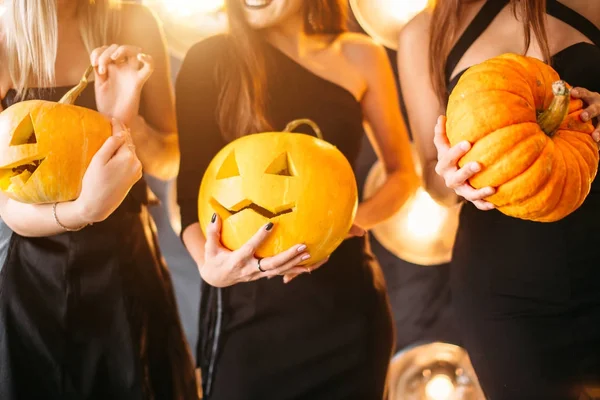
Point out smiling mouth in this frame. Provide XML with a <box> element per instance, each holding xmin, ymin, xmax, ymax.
<box><xmin>210</xmin><ymin>198</ymin><xmax>294</xmax><ymax>219</ymax></box>
<box><xmin>244</xmin><ymin>0</ymin><xmax>273</xmax><ymax>9</ymax></box>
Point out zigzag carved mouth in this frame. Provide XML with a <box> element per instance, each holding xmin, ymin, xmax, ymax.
<box><xmin>210</xmin><ymin>197</ymin><xmax>294</xmax><ymax>219</ymax></box>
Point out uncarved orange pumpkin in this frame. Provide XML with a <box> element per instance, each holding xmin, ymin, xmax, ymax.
<box><xmin>198</xmin><ymin>120</ymin><xmax>358</xmax><ymax>264</ymax></box>
<box><xmin>446</xmin><ymin>53</ymin><xmax>599</xmax><ymax>222</ymax></box>
<box><xmin>0</xmin><ymin>101</ymin><xmax>111</xmax><ymax>204</ymax></box>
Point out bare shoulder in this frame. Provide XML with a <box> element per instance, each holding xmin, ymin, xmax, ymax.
<box><xmin>336</xmin><ymin>32</ymin><xmax>389</xmax><ymax>70</ymax></box>
<box><xmin>398</xmin><ymin>10</ymin><xmax>431</xmax><ymax>58</ymax></box>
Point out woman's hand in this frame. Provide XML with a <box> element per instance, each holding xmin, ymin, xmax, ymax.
<box><xmin>74</xmin><ymin>119</ymin><xmax>143</xmax><ymax>224</ymax></box>
<box><xmin>433</xmin><ymin>116</ymin><xmax>496</xmax><ymax>210</ymax></box>
<box><xmin>91</xmin><ymin>44</ymin><xmax>154</xmax><ymax>126</ymax></box>
<box><xmin>571</xmin><ymin>87</ymin><xmax>600</xmax><ymax>144</ymax></box>
<box><xmin>201</xmin><ymin>214</ymin><xmax>328</xmax><ymax>287</ymax></box>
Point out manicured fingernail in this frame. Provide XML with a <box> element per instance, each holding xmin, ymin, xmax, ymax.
<box><xmin>297</xmin><ymin>245</ymin><xmax>307</xmax><ymax>252</ymax></box>
<box><xmin>460</xmin><ymin>141</ymin><xmax>470</xmax><ymax>151</ymax></box>
<box><xmin>301</xmin><ymin>254</ymin><xmax>311</xmax><ymax>261</ymax></box>
<box><xmin>211</xmin><ymin>213</ymin><xmax>216</xmax><ymax>223</ymax></box>
<box><xmin>265</xmin><ymin>222</ymin><xmax>274</xmax><ymax>231</ymax></box>
<box><xmin>470</xmin><ymin>163</ymin><xmax>481</xmax><ymax>172</ymax></box>
<box><xmin>581</xmin><ymin>112</ymin><xmax>589</xmax><ymax>121</ymax></box>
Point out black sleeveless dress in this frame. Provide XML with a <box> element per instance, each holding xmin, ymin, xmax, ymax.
<box><xmin>446</xmin><ymin>1</ymin><xmax>600</xmax><ymax>399</ymax></box>
<box><xmin>176</xmin><ymin>35</ymin><xmax>395</xmax><ymax>400</ymax></box>
<box><xmin>0</xmin><ymin>86</ymin><xmax>198</xmax><ymax>399</ymax></box>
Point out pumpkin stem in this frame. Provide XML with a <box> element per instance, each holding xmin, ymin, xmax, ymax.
<box><xmin>58</xmin><ymin>65</ymin><xmax>94</xmax><ymax>105</ymax></box>
<box><xmin>537</xmin><ymin>80</ymin><xmax>570</xmax><ymax>137</ymax></box>
<box><xmin>284</xmin><ymin>119</ymin><xmax>324</xmax><ymax>140</ymax></box>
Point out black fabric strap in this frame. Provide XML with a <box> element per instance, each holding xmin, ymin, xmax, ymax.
<box><xmin>445</xmin><ymin>0</ymin><xmax>510</xmax><ymax>83</ymax></box>
<box><xmin>547</xmin><ymin>0</ymin><xmax>600</xmax><ymax>48</ymax></box>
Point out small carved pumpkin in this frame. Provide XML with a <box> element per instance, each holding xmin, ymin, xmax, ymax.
<box><xmin>0</xmin><ymin>67</ymin><xmax>111</xmax><ymax>204</ymax></box>
<box><xmin>446</xmin><ymin>53</ymin><xmax>599</xmax><ymax>222</ymax></box>
<box><xmin>198</xmin><ymin>120</ymin><xmax>358</xmax><ymax>264</ymax></box>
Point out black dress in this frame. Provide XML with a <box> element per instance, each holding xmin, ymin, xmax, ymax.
<box><xmin>0</xmin><ymin>86</ymin><xmax>198</xmax><ymax>399</ymax></box>
<box><xmin>446</xmin><ymin>1</ymin><xmax>600</xmax><ymax>399</ymax></box>
<box><xmin>176</xmin><ymin>35</ymin><xmax>395</xmax><ymax>400</ymax></box>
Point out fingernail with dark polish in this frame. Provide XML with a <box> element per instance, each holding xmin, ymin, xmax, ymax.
<box><xmin>211</xmin><ymin>213</ymin><xmax>216</xmax><ymax>223</ymax></box>
<box><xmin>265</xmin><ymin>222</ymin><xmax>274</xmax><ymax>231</ymax></box>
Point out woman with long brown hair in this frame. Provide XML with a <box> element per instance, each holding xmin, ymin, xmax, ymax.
<box><xmin>398</xmin><ymin>0</ymin><xmax>600</xmax><ymax>398</ymax></box>
<box><xmin>176</xmin><ymin>0</ymin><xmax>419</xmax><ymax>398</ymax></box>
<box><xmin>0</xmin><ymin>0</ymin><xmax>197</xmax><ymax>398</ymax></box>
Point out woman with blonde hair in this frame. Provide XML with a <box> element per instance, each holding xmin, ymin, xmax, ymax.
<box><xmin>0</xmin><ymin>1</ymin><xmax>197</xmax><ymax>398</ymax></box>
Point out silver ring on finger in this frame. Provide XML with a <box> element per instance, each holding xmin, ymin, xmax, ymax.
<box><xmin>257</xmin><ymin>258</ymin><xmax>266</xmax><ymax>273</ymax></box>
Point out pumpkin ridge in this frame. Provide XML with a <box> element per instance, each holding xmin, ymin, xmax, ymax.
<box><xmin>467</xmin><ymin>125</ymin><xmax>545</xmax><ymax>188</ymax></box>
<box><xmin>555</xmin><ymin>135</ymin><xmax>591</xmax><ymax>210</ymax></box>
<box><xmin>558</xmin><ymin>131</ymin><xmax>600</xmax><ymax>177</ymax></box>
<box><xmin>486</xmin><ymin>140</ymin><xmax>554</xmax><ymax>206</ymax></box>
<box><xmin>552</xmin><ymin>136</ymin><xmax>582</xmax><ymax>214</ymax></box>
<box><xmin>447</xmin><ymin>91</ymin><xmax>536</xmax><ymax>145</ymax></box>
<box><xmin>498</xmin><ymin>141</ymin><xmax>566</xmax><ymax>220</ymax></box>
<box><xmin>450</xmin><ymin>87</ymin><xmax>534</xmax><ymax>112</ymax></box>
<box><xmin>535</xmin><ymin>149</ymin><xmax>569</xmax><ymax>222</ymax></box>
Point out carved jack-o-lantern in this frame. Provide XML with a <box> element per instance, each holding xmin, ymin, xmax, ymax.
<box><xmin>0</xmin><ymin>67</ymin><xmax>111</xmax><ymax>204</ymax></box>
<box><xmin>198</xmin><ymin>120</ymin><xmax>358</xmax><ymax>264</ymax></box>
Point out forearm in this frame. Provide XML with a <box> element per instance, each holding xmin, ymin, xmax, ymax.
<box><xmin>354</xmin><ymin>170</ymin><xmax>419</xmax><ymax>230</ymax></box>
<box><xmin>129</xmin><ymin>115</ymin><xmax>180</xmax><ymax>181</ymax></box>
<box><xmin>0</xmin><ymin>196</ymin><xmax>88</xmax><ymax>237</ymax></box>
<box><xmin>181</xmin><ymin>223</ymin><xmax>206</xmax><ymax>267</ymax></box>
<box><xmin>422</xmin><ymin>160</ymin><xmax>460</xmax><ymax>207</ymax></box>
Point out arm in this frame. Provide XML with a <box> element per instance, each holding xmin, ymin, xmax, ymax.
<box><xmin>1</xmin><ymin>121</ymin><xmax>142</xmax><ymax>237</ymax></box>
<box><xmin>397</xmin><ymin>13</ymin><xmax>458</xmax><ymax>207</ymax></box>
<box><xmin>118</xmin><ymin>4</ymin><xmax>179</xmax><ymax>181</ymax></box>
<box><xmin>344</xmin><ymin>34</ymin><xmax>419</xmax><ymax>230</ymax></box>
<box><xmin>175</xmin><ymin>37</ymin><xmax>228</xmax><ymax>266</ymax></box>
<box><xmin>0</xmin><ymin>196</ymin><xmax>87</xmax><ymax>237</ymax></box>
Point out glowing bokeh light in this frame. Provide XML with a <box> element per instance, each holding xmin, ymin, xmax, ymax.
<box><xmin>425</xmin><ymin>374</ymin><xmax>455</xmax><ymax>400</ymax></box>
<box><xmin>157</xmin><ymin>0</ymin><xmax>224</xmax><ymax>17</ymax></box>
<box><xmin>385</xmin><ymin>0</ymin><xmax>429</xmax><ymax>24</ymax></box>
<box><xmin>404</xmin><ymin>188</ymin><xmax>448</xmax><ymax>239</ymax></box>
<box><xmin>350</xmin><ymin>0</ymin><xmax>429</xmax><ymax>49</ymax></box>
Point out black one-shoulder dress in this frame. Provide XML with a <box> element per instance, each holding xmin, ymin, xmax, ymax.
<box><xmin>446</xmin><ymin>1</ymin><xmax>600</xmax><ymax>399</ymax></box>
<box><xmin>0</xmin><ymin>86</ymin><xmax>198</xmax><ymax>400</ymax></box>
<box><xmin>176</xmin><ymin>35</ymin><xmax>395</xmax><ymax>400</ymax></box>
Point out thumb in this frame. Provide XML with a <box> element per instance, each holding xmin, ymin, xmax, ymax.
<box><xmin>204</xmin><ymin>213</ymin><xmax>223</xmax><ymax>257</ymax></box>
<box><xmin>90</xmin><ymin>129</ymin><xmax>125</xmax><ymax>166</ymax></box>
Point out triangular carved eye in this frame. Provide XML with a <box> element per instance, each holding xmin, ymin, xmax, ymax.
<box><xmin>265</xmin><ymin>152</ymin><xmax>296</xmax><ymax>176</ymax></box>
<box><xmin>10</xmin><ymin>114</ymin><xmax>37</xmax><ymax>145</ymax></box>
<box><xmin>216</xmin><ymin>150</ymin><xmax>240</xmax><ymax>179</ymax></box>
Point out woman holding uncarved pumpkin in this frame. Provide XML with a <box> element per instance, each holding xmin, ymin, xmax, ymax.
<box><xmin>176</xmin><ymin>0</ymin><xmax>419</xmax><ymax>398</ymax></box>
<box><xmin>0</xmin><ymin>1</ymin><xmax>197</xmax><ymax>398</ymax></box>
<box><xmin>398</xmin><ymin>0</ymin><xmax>600</xmax><ymax>398</ymax></box>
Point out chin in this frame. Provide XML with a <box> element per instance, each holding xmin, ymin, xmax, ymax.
<box><xmin>242</xmin><ymin>0</ymin><xmax>302</xmax><ymax>29</ymax></box>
